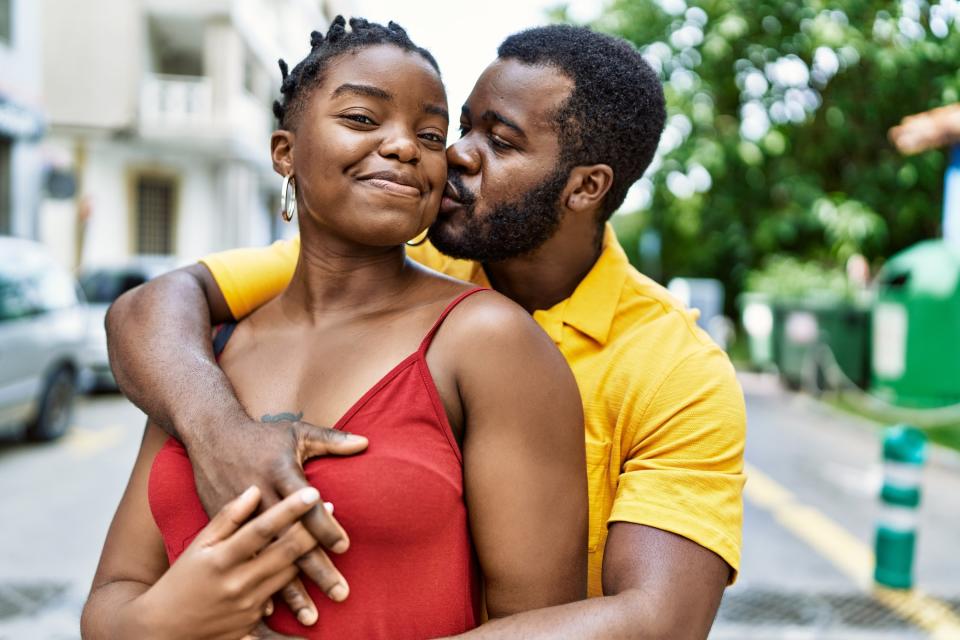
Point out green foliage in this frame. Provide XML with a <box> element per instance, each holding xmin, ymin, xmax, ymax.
<box><xmin>745</xmin><ymin>255</ymin><xmax>850</xmax><ymax>299</ymax></box>
<box><xmin>587</xmin><ymin>0</ymin><xmax>960</xmax><ymax>311</ymax></box>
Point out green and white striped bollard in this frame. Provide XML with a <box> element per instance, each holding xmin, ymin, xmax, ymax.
<box><xmin>874</xmin><ymin>424</ymin><xmax>927</xmax><ymax>590</ymax></box>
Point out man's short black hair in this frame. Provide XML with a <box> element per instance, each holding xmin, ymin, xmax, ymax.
<box><xmin>273</xmin><ymin>16</ymin><xmax>440</xmax><ymax>130</ymax></box>
<box><xmin>498</xmin><ymin>25</ymin><xmax>666</xmax><ymax>226</ymax></box>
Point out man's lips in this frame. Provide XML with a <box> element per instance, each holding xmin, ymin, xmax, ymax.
<box><xmin>440</xmin><ymin>195</ymin><xmax>462</xmax><ymax>214</ymax></box>
<box><xmin>440</xmin><ymin>181</ymin><xmax>464</xmax><ymax>213</ymax></box>
<box><xmin>357</xmin><ymin>171</ymin><xmax>423</xmax><ymax>197</ymax></box>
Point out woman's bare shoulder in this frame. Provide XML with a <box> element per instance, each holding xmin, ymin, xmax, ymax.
<box><xmin>436</xmin><ymin>289</ymin><xmax>563</xmax><ymax>370</ymax></box>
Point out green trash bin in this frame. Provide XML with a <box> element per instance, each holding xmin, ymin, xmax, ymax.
<box><xmin>871</xmin><ymin>240</ymin><xmax>960</xmax><ymax>408</ymax></box>
<box><xmin>777</xmin><ymin>295</ymin><xmax>872</xmax><ymax>391</ymax></box>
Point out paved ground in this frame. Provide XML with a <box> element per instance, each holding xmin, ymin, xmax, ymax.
<box><xmin>0</xmin><ymin>393</ymin><xmax>144</xmax><ymax>639</ymax></box>
<box><xmin>711</xmin><ymin>373</ymin><xmax>960</xmax><ymax>639</ymax></box>
<box><xmin>1</xmin><ymin>377</ymin><xmax>959</xmax><ymax>639</ymax></box>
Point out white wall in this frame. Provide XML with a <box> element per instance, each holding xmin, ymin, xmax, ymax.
<box><xmin>42</xmin><ymin>0</ymin><xmax>141</xmax><ymax>130</ymax></box>
<box><xmin>0</xmin><ymin>0</ymin><xmax>45</xmax><ymax>239</ymax></box>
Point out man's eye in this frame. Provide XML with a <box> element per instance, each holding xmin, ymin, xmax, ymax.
<box><xmin>458</xmin><ymin>124</ymin><xmax>470</xmax><ymax>137</ymax></box>
<box><xmin>343</xmin><ymin>114</ymin><xmax>376</xmax><ymax>125</ymax></box>
<box><xmin>489</xmin><ymin>135</ymin><xmax>512</xmax><ymax>150</ymax></box>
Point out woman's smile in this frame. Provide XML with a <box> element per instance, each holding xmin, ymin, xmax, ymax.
<box><xmin>356</xmin><ymin>170</ymin><xmax>424</xmax><ymax>198</ymax></box>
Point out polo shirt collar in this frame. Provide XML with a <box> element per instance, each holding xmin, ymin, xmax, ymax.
<box><xmin>532</xmin><ymin>223</ymin><xmax>628</xmax><ymax>346</ymax></box>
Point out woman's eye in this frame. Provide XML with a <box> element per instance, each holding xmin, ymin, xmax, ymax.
<box><xmin>420</xmin><ymin>132</ymin><xmax>446</xmax><ymax>144</ymax></box>
<box><xmin>343</xmin><ymin>114</ymin><xmax>376</xmax><ymax>125</ymax></box>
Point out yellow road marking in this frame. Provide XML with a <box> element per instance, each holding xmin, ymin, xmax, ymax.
<box><xmin>64</xmin><ymin>424</ymin><xmax>125</xmax><ymax>458</ymax></box>
<box><xmin>744</xmin><ymin>462</ymin><xmax>960</xmax><ymax>638</ymax></box>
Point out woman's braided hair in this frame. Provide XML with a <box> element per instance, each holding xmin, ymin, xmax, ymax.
<box><xmin>273</xmin><ymin>16</ymin><xmax>441</xmax><ymax>130</ymax></box>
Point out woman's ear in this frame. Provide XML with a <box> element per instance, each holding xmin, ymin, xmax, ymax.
<box><xmin>563</xmin><ymin>164</ymin><xmax>614</xmax><ymax>213</ymax></box>
<box><xmin>271</xmin><ymin>130</ymin><xmax>295</xmax><ymax>176</ymax></box>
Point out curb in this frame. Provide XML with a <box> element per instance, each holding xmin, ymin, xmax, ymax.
<box><xmin>737</xmin><ymin>372</ymin><xmax>960</xmax><ymax>473</ymax></box>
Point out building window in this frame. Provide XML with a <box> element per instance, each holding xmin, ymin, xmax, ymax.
<box><xmin>135</xmin><ymin>175</ymin><xmax>176</xmax><ymax>254</ymax></box>
<box><xmin>0</xmin><ymin>0</ymin><xmax>11</xmax><ymax>46</ymax></box>
<box><xmin>0</xmin><ymin>136</ymin><xmax>11</xmax><ymax>234</ymax></box>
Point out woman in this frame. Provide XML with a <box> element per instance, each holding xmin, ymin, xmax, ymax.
<box><xmin>82</xmin><ymin>17</ymin><xmax>586</xmax><ymax>639</ymax></box>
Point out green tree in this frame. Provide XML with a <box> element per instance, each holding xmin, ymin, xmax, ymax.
<box><xmin>564</xmin><ymin>0</ymin><xmax>960</xmax><ymax>308</ymax></box>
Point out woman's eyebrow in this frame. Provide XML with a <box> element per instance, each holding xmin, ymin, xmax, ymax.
<box><xmin>423</xmin><ymin>103</ymin><xmax>449</xmax><ymax>120</ymax></box>
<box><xmin>331</xmin><ymin>83</ymin><xmax>393</xmax><ymax>102</ymax></box>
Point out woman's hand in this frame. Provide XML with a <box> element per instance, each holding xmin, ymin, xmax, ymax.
<box><xmin>139</xmin><ymin>484</ymin><xmax>322</xmax><ymax>640</ymax></box>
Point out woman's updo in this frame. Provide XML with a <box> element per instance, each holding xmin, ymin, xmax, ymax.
<box><xmin>273</xmin><ymin>16</ymin><xmax>441</xmax><ymax>130</ymax></box>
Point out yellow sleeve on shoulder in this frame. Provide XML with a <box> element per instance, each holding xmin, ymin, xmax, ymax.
<box><xmin>608</xmin><ymin>346</ymin><xmax>746</xmax><ymax>583</ymax></box>
<box><xmin>200</xmin><ymin>236</ymin><xmax>458</xmax><ymax>319</ymax></box>
<box><xmin>200</xmin><ymin>237</ymin><xmax>301</xmax><ymax>319</ymax></box>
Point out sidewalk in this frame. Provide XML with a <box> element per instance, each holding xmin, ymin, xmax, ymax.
<box><xmin>711</xmin><ymin>373</ymin><xmax>960</xmax><ymax>639</ymax></box>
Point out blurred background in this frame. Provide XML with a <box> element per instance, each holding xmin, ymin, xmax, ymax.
<box><xmin>2</xmin><ymin>0</ymin><xmax>960</xmax><ymax>638</ymax></box>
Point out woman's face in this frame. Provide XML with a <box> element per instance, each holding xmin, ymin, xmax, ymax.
<box><xmin>275</xmin><ymin>44</ymin><xmax>449</xmax><ymax>248</ymax></box>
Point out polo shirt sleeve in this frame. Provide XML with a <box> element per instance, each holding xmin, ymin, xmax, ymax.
<box><xmin>200</xmin><ymin>238</ymin><xmax>300</xmax><ymax>319</ymax></box>
<box><xmin>608</xmin><ymin>345</ymin><xmax>746</xmax><ymax>582</ymax></box>
<box><xmin>200</xmin><ymin>237</ymin><xmax>455</xmax><ymax>320</ymax></box>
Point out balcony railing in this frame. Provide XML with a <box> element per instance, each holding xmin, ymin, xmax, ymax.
<box><xmin>139</xmin><ymin>73</ymin><xmax>272</xmax><ymax>162</ymax></box>
<box><xmin>140</xmin><ymin>73</ymin><xmax>213</xmax><ymax>129</ymax></box>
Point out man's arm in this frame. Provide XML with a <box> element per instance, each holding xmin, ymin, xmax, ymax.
<box><xmin>105</xmin><ymin>259</ymin><xmax>367</xmax><ymax>622</ymax></box>
<box><xmin>106</xmin><ymin>263</ymin><xmax>234</xmax><ymax>435</ymax></box>
<box><xmin>453</xmin><ymin>523</ymin><xmax>729</xmax><ymax>640</ymax></box>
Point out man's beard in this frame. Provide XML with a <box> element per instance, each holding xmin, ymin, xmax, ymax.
<box><xmin>428</xmin><ymin>166</ymin><xmax>568</xmax><ymax>263</ymax></box>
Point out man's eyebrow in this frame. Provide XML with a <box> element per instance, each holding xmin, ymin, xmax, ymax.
<box><xmin>482</xmin><ymin>109</ymin><xmax>526</xmax><ymax>138</ymax></box>
<box><xmin>330</xmin><ymin>83</ymin><xmax>393</xmax><ymax>102</ymax></box>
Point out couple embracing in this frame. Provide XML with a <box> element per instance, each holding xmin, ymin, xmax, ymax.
<box><xmin>82</xmin><ymin>15</ymin><xmax>745</xmax><ymax>640</ymax></box>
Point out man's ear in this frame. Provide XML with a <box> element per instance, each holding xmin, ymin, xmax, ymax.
<box><xmin>271</xmin><ymin>130</ymin><xmax>295</xmax><ymax>176</ymax></box>
<box><xmin>563</xmin><ymin>164</ymin><xmax>614</xmax><ymax>213</ymax></box>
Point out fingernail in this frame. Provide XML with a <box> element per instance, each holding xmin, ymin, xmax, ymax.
<box><xmin>331</xmin><ymin>539</ymin><xmax>349</xmax><ymax>554</ymax></box>
<box><xmin>328</xmin><ymin>583</ymin><xmax>349</xmax><ymax>602</ymax></box>
<box><xmin>323</xmin><ymin>501</ymin><xmax>334</xmax><ymax>514</ymax></box>
<box><xmin>297</xmin><ymin>607</ymin><xmax>318</xmax><ymax>625</ymax></box>
<box><xmin>300</xmin><ymin>487</ymin><xmax>320</xmax><ymax>505</ymax></box>
<box><xmin>264</xmin><ymin>600</ymin><xmax>274</xmax><ymax>616</ymax></box>
<box><xmin>344</xmin><ymin>432</ymin><xmax>367</xmax><ymax>443</ymax></box>
<box><xmin>241</xmin><ymin>485</ymin><xmax>258</xmax><ymax>499</ymax></box>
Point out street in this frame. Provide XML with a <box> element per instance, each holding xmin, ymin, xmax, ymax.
<box><xmin>1</xmin><ymin>376</ymin><xmax>959</xmax><ymax>639</ymax></box>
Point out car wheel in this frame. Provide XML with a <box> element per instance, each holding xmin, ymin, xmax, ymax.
<box><xmin>26</xmin><ymin>367</ymin><xmax>77</xmax><ymax>442</ymax></box>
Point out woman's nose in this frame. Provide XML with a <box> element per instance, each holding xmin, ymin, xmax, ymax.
<box><xmin>379</xmin><ymin>130</ymin><xmax>420</xmax><ymax>164</ymax></box>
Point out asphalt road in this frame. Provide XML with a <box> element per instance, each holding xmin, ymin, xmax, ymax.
<box><xmin>1</xmin><ymin>377</ymin><xmax>958</xmax><ymax>639</ymax></box>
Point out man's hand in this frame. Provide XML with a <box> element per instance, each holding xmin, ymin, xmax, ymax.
<box><xmin>243</xmin><ymin>621</ymin><xmax>304</xmax><ymax>640</ymax></box>
<box><xmin>189</xmin><ymin>414</ymin><xmax>368</xmax><ymax>626</ymax></box>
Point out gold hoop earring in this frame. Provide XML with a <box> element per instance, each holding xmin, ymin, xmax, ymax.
<box><xmin>280</xmin><ymin>174</ymin><xmax>297</xmax><ymax>222</ymax></box>
<box><xmin>406</xmin><ymin>231</ymin><xmax>429</xmax><ymax>247</ymax></box>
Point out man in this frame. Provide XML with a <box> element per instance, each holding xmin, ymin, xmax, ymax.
<box><xmin>107</xmin><ymin>25</ymin><xmax>745</xmax><ymax>639</ymax></box>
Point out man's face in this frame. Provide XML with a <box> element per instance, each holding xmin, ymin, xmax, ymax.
<box><xmin>428</xmin><ymin>59</ymin><xmax>575</xmax><ymax>262</ymax></box>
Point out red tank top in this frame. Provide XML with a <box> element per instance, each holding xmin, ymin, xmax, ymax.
<box><xmin>148</xmin><ymin>288</ymin><xmax>488</xmax><ymax>639</ymax></box>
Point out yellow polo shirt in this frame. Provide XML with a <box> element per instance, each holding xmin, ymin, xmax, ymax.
<box><xmin>201</xmin><ymin>225</ymin><xmax>746</xmax><ymax>597</ymax></box>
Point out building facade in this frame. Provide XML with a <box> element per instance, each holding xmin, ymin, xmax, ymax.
<box><xmin>40</xmin><ymin>0</ymin><xmax>335</xmax><ymax>267</ymax></box>
<box><xmin>0</xmin><ymin>0</ymin><xmax>46</xmax><ymax>239</ymax></box>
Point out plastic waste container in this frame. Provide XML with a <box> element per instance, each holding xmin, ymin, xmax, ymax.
<box><xmin>871</xmin><ymin>240</ymin><xmax>960</xmax><ymax>407</ymax></box>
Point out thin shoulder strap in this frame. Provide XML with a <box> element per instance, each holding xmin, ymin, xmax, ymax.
<box><xmin>417</xmin><ymin>287</ymin><xmax>490</xmax><ymax>355</ymax></box>
<box><xmin>212</xmin><ymin>322</ymin><xmax>238</xmax><ymax>359</ymax></box>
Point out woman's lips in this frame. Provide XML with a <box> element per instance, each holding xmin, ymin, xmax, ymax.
<box><xmin>360</xmin><ymin>178</ymin><xmax>421</xmax><ymax>198</ymax></box>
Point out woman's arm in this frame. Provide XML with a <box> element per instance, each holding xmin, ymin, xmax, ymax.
<box><xmin>106</xmin><ymin>262</ymin><xmax>364</xmax><ymax>622</ymax></box>
<box><xmin>82</xmin><ymin>423</ymin><xmax>323</xmax><ymax>639</ymax></box>
<box><xmin>443</xmin><ymin>294</ymin><xmax>588</xmax><ymax>616</ymax></box>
